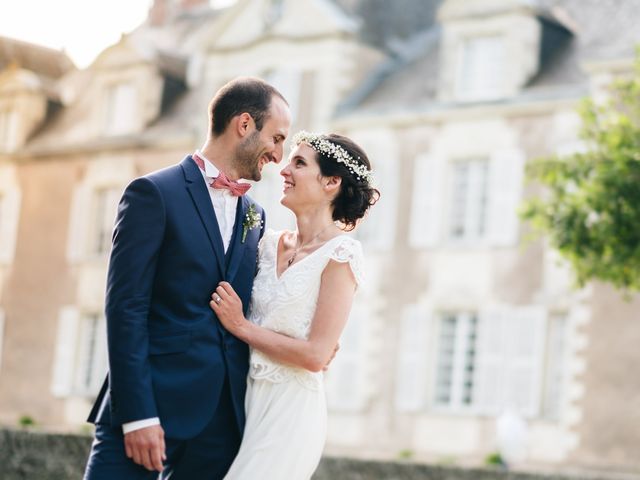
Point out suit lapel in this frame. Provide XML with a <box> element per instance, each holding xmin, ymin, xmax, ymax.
<box><xmin>181</xmin><ymin>156</ymin><xmax>226</xmax><ymax>276</ymax></box>
<box><xmin>226</xmin><ymin>195</ymin><xmax>250</xmax><ymax>283</ymax></box>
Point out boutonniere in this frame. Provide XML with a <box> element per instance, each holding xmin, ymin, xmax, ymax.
<box><xmin>242</xmin><ymin>204</ymin><xmax>262</xmax><ymax>243</ymax></box>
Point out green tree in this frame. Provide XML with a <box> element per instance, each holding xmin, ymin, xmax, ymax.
<box><xmin>521</xmin><ymin>52</ymin><xmax>640</xmax><ymax>292</ymax></box>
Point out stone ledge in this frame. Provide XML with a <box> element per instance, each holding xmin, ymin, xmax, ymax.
<box><xmin>1</xmin><ymin>428</ymin><xmax>638</xmax><ymax>480</ymax></box>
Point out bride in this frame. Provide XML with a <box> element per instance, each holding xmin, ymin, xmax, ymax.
<box><xmin>210</xmin><ymin>131</ymin><xmax>379</xmax><ymax>479</ymax></box>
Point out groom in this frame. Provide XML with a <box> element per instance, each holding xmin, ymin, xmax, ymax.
<box><xmin>83</xmin><ymin>77</ymin><xmax>291</xmax><ymax>479</ymax></box>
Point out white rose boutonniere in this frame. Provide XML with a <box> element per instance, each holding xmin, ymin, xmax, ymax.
<box><xmin>242</xmin><ymin>204</ymin><xmax>262</xmax><ymax>243</ymax></box>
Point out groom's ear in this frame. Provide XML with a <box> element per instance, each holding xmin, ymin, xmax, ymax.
<box><xmin>235</xmin><ymin>112</ymin><xmax>254</xmax><ymax>138</ymax></box>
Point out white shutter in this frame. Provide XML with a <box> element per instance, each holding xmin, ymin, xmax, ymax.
<box><xmin>264</xmin><ymin>69</ymin><xmax>302</xmax><ymax>122</ymax></box>
<box><xmin>409</xmin><ymin>154</ymin><xmax>445</xmax><ymax>248</ymax></box>
<box><xmin>0</xmin><ymin>309</ymin><xmax>5</xmax><ymax>371</ymax></box>
<box><xmin>51</xmin><ymin>307</ymin><xmax>80</xmax><ymax>397</ymax></box>
<box><xmin>66</xmin><ymin>185</ymin><xmax>91</xmax><ymax>262</ymax></box>
<box><xmin>475</xmin><ymin>306</ymin><xmax>508</xmax><ymax>414</ymax></box>
<box><xmin>0</xmin><ymin>186</ymin><xmax>21</xmax><ymax>264</ymax></box>
<box><xmin>326</xmin><ymin>307</ymin><xmax>364</xmax><ymax>411</ymax></box>
<box><xmin>476</xmin><ymin>305</ymin><xmax>546</xmax><ymax>417</ymax></box>
<box><xmin>503</xmin><ymin>306</ymin><xmax>546</xmax><ymax>417</ymax></box>
<box><xmin>92</xmin><ymin>316</ymin><xmax>109</xmax><ymax>393</ymax></box>
<box><xmin>395</xmin><ymin>304</ymin><xmax>429</xmax><ymax>412</ymax></box>
<box><xmin>106</xmin><ymin>83</ymin><xmax>137</xmax><ymax>135</ymax></box>
<box><xmin>487</xmin><ymin>148</ymin><xmax>525</xmax><ymax>247</ymax></box>
<box><xmin>351</xmin><ymin>130</ymin><xmax>398</xmax><ymax>250</ymax></box>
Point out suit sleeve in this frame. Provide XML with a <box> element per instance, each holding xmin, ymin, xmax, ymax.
<box><xmin>105</xmin><ymin>176</ymin><xmax>166</xmax><ymax>425</ymax></box>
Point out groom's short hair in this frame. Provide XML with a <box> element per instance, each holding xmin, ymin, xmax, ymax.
<box><xmin>208</xmin><ymin>77</ymin><xmax>287</xmax><ymax>137</ymax></box>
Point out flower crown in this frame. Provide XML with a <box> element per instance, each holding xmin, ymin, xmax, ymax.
<box><xmin>292</xmin><ymin>131</ymin><xmax>374</xmax><ymax>185</ymax></box>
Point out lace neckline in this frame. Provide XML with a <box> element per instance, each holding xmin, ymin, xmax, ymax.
<box><xmin>274</xmin><ymin>230</ymin><xmax>349</xmax><ymax>281</ymax></box>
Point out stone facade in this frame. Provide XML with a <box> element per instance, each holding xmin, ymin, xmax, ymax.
<box><xmin>0</xmin><ymin>0</ymin><xmax>639</xmax><ymax>473</ymax></box>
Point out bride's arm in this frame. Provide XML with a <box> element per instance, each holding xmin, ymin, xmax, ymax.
<box><xmin>210</xmin><ymin>260</ymin><xmax>356</xmax><ymax>372</ymax></box>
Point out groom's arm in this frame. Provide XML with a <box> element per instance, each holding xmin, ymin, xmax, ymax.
<box><xmin>106</xmin><ymin>176</ymin><xmax>165</xmax><ymax>425</ymax></box>
<box><xmin>106</xmin><ymin>177</ymin><xmax>167</xmax><ymax>472</ymax></box>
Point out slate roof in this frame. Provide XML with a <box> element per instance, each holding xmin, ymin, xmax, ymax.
<box><xmin>0</xmin><ymin>36</ymin><xmax>75</xmax><ymax>80</ymax></box>
<box><xmin>342</xmin><ymin>0</ymin><xmax>640</xmax><ymax>115</ymax></box>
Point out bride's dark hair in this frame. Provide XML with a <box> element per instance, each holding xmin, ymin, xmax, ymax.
<box><xmin>315</xmin><ymin>134</ymin><xmax>380</xmax><ymax>231</ymax></box>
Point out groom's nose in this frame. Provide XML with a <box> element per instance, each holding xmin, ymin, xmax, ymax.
<box><xmin>273</xmin><ymin>145</ymin><xmax>284</xmax><ymax>164</ymax></box>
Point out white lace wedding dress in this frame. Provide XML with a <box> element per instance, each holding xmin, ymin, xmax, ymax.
<box><xmin>223</xmin><ymin>229</ymin><xmax>363</xmax><ymax>480</ymax></box>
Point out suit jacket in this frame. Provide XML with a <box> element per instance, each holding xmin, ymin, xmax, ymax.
<box><xmin>87</xmin><ymin>155</ymin><xmax>265</xmax><ymax>440</ymax></box>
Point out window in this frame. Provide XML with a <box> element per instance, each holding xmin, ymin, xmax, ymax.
<box><xmin>104</xmin><ymin>82</ymin><xmax>137</xmax><ymax>135</ymax></box>
<box><xmin>0</xmin><ymin>108</ymin><xmax>18</xmax><ymax>150</ymax></box>
<box><xmin>456</xmin><ymin>35</ymin><xmax>506</xmax><ymax>101</ymax></box>
<box><xmin>429</xmin><ymin>307</ymin><xmax>561</xmax><ymax>418</ymax></box>
<box><xmin>448</xmin><ymin>158</ymin><xmax>489</xmax><ymax>242</ymax></box>
<box><xmin>73</xmin><ymin>313</ymin><xmax>108</xmax><ymax>396</ymax></box>
<box><xmin>51</xmin><ymin>308</ymin><xmax>108</xmax><ymax>397</ymax></box>
<box><xmin>433</xmin><ymin>313</ymin><xmax>478</xmax><ymax>410</ymax></box>
<box><xmin>92</xmin><ymin>187</ymin><xmax>120</xmax><ymax>256</ymax></box>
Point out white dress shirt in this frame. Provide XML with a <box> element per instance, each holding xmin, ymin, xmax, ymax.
<box><xmin>196</xmin><ymin>150</ymin><xmax>239</xmax><ymax>252</ymax></box>
<box><xmin>122</xmin><ymin>151</ymin><xmax>240</xmax><ymax>435</ymax></box>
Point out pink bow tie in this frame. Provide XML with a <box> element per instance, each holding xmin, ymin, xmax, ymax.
<box><xmin>192</xmin><ymin>153</ymin><xmax>251</xmax><ymax>197</ymax></box>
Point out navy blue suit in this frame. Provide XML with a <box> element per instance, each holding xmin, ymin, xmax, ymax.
<box><xmin>84</xmin><ymin>156</ymin><xmax>264</xmax><ymax>479</ymax></box>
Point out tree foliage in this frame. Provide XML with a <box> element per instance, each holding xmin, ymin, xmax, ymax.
<box><xmin>521</xmin><ymin>53</ymin><xmax>640</xmax><ymax>291</ymax></box>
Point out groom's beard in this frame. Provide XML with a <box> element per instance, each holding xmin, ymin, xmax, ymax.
<box><xmin>235</xmin><ymin>130</ymin><xmax>262</xmax><ymax>181</ymax></box>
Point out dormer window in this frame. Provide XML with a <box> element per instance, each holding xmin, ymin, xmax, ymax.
<box><xmin>104</xmin><ymin>82</ymin><xmax>137</xmax><ymax>136</ymax></box>
<box><xmin>0</xmin><ymin>108</ymin><xmax>18</xmax><ymax>151</ymax></box>
<box><xmin>455</xmin><ymin>35</ymin><xmax>506</xmax><ymax>101</ymax></box>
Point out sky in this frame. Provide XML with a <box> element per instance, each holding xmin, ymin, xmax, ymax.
<box><xmin>0</xmin><ymin>0</ymin><xmax>156</xmax><ymax>68</ymax></box>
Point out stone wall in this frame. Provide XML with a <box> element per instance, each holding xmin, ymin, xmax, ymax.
<box><xmin>2</xmin><ymin>429</ymin><xmax>639</xmax><ymax>480</ymax></box>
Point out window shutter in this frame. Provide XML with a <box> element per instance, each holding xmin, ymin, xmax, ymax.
<box><xmin>352</xmin><ymin>130</ymin><xmax>398</xmax><ymax>250</ymax></box>
<box><xmin>326</xmin><ymin>306</ymin><xmax>365</xmax><ymax>411</ymax></box>
<box><xmin>476</xmin><ymin>305</ymin><xmax>546</xmax><ymax>417</ymax></box>
<box><xmin>51</xmin><ymin>307</ymin><xmax>80</xmax><ymax>397</ymax></box>
<box><xmin>67</xmin><ymin>185</ymin><xmax>92</xmax><ymax>262</ymax></box>
<box><xmin>409</xmin><ymin>154</ymin><xmax>445</xmax><ymax>248</ymax></box>
<box><xmin>487</xmin><ymin>148</ymin><xmax>525</xmax><ymax>247</ymax></box>
<box><xmin>264</xmin><ymin>69</ymin><xmax>302</xmax><ymax>122</ymax></box>
<box><xmin>475</xmin><ymin>307</ymin><xmax>508</xmax><ymax>414</ymax></box>
<box><xmin>296</xmin><ymin>70</ymin><xmax>316</xmax><ymax>129</ymax></box>
<box><xmin>0</xmin><ymin>309</ymin><xmax>5</xmax><ymax>371</ymax></box>
<box><xmin>0</xmin><ymin>185</ymin><xmax>21</xmax><ymax>264</ymax></box>
<box><xmin>503</xmin><ymin>306</ymin><xmax>546</xmax><ymax>417</ymax></box>
<box><xmin>395</xmin><ymin>304</ymin><xmax>429</xmax><ymax>412</ymax></box>
<box><xmin>106</xmin><ymin>83</ymin><xmax>137</xmax><ymax>135</ymax></box>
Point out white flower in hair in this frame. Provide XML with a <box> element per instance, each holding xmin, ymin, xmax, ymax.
<box><xmin>292</xmin><ymin>131</ymin><xmax>374</xmax><ymax>185</ymax></box>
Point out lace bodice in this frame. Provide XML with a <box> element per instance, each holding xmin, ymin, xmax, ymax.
<box><xmin>247</xmin><ymin>229</ymin><xmax>364</xmax><ymax>390</ymax></box>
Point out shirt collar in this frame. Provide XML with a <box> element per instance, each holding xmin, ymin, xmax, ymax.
<box><xmin>195</xmin><ymin>149</ymin><xmax>221</xmax><ymax>179</ymax></box>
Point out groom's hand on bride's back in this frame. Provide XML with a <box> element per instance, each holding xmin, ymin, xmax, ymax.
<box><xmin>124</xmin><ymin>424</ymin><xmax>166</xmax><ymax>472</ymax></box>
<box><xmin>323</xmin><ymin>343</ymin><xmax>340</xmax><ymax>371</ymax></box>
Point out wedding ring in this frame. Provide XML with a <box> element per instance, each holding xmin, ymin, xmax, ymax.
<box><xmin>213</xmin><ymin>294</ymin><xmax>222</xmax><ymax>304</ymax></box>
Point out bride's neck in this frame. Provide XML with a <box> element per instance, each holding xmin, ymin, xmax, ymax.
<box><xmin>294</xmin><ymin>208</ymin><xmax>336</xmax><ymax>244</ymax></box>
